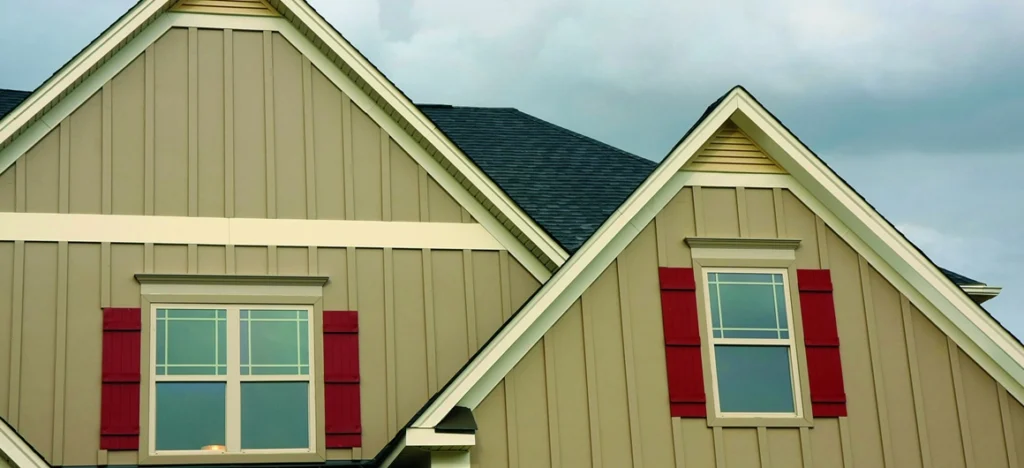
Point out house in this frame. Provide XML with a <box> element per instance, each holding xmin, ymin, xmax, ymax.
<box><xmin>0</xmin><ymin>0</ymin><xmax>1018</xmax><ymax>467</ymax></box>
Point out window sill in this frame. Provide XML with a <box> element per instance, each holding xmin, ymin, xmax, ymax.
<box><xmin>704</xmin><ymin>415</ymin><xmax>814</xmax><ymax>428</ymax></box>
<box><xmin>138</xmin><ymin>450</ymin><xmax>326</xmax><ymax>466</ymax></box>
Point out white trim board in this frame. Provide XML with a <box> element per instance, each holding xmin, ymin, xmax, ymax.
<box><xmin>0</xmin><ymin>5</ymin><xmax>566</xmax><ymax>282</ymax></box>
<box><xmin>0</xmin><ymin>212</ymin><xmax>505</xmax><ymax>250</ymax></box>
<box><xmin>408</xmin><ymin>88</ymin><xmax>1024</xmax><ymax>431</ymax></box>
<box><xmin>0</xmin><ymin>418</ymin><xmax>48</xmax><ymax>468</ymax></box>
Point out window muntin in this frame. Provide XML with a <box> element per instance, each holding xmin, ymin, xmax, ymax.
<box><xmin>704</xmin><ymin>270</ymin><xmax>802</xmax><ymax>417</ymax></box>
<box><xmin>150</xmin><ymin>304</ymin><xmax>315</xmax><ymax>455</ymax></box>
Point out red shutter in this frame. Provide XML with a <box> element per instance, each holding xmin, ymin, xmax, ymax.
<box><xmin>797</xmin><ymin>269</ymin><xmax>847</xmax><ymax>417</ymax></box>
<box><xmin>659</xmin><ymin>267</ymin><xmax>706</xmax><ymax>418</ymax></box>
<box><xmin>100</xmin><ymin>308</ymin><xmax>142</xmax><ymax>450</ymax></box>
<box><xmin>323</xmin><ymin>310</ymin><xmax>361</xmax><ymax>448</ymax></box>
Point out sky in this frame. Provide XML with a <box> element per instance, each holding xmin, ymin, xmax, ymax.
<box><xmin>1</xmin><ymin>0</ymin><xmax>1022</xmax><ymax>335</ymax></box>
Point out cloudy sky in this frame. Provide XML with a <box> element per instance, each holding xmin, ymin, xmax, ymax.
<box><xmin>1</xmin><ymin>0</ymin><xmax>1022</xmax><ymax>335</ymax></box>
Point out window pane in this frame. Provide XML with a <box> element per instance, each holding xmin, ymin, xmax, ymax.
<box><xmin>708</xmin><ymin>273</ymin><xmax>788</xmax><ymax>339</ymax></box>
<box><xmin>241</xmin><ymin>382</ymin><xmax>310</xmax><ymax>450</ymax></box>
<box><xmin>241</xmin><ymin>310</ymin><xmax>308</xmax><ymax>376</ymax></box>
<box><xmin>715</xmin><ymin>345</ymin><xmax>795</xmax><ymax>413</ymax></box>
<box><xmin>156</xmin><ymin>309</ymin><xmax>227</xmax><ymax>376</ymax></box>
<box><xmin>155</xmin><ymin>383</ymin><xmax>226</xmax><ymax>451</ymax></box>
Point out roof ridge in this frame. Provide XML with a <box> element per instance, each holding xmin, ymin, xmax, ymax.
<box><xmin>513</xmin><ymin>109</ymin><xmax>655</xmax><ymax>166</ymax></box>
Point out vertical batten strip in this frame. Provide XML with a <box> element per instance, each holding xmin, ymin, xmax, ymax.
<box><xmin>52</xmin><ymin>242</ymin><xmax>69</xmax><ymax>466</ymax></box>
<box><xmin>543</xmin><ymin>339</ymin><xmax>562</xmax><ymax>468</ymax></box>
<box><xmin>799</xmin><ymin>427</ymin><xmax>813</xmax><ymax>468</ymax></box>
<box><xmin>267</xmin><ymin>245</ymin><xmax>278</xmax><ymax>275</ymax></box>
<box><xmin>59</xmin><ymin>121</ymin><xmax>70</xmax><ymax>213</ymax></box>
<box><xmin>815</xmin><ymin>218</ymin><xmax>830</xmax><ymax>269</ymax></box>
<box><xmin>423</xmin><ymin>249</ymin><xmax>438</xmax><ymax>393</ymax></box>
<box><xmin>580</xmin><ymin>301</ymin><xmax>603</xmax><ymax>468</ymax></box>
<box><xmin>772</xmin><ymin>188</ymin><xmax>786</xmax><ymax>237</ymax></box>
<box><xmin>380</xmin><ymin>133</ymin><xmax>392</xmax><ymax>221</ymax></box>
<box><xmin>144</xmin><ymin>45</ymin><xmax>155</xmax><ymax>216</ymax></box>
<box><xmin>998</xmin><ymin>387</ymin><xmax>1019</xmax><ymax>468</ymax></box>
<box><xmin>712</xmin><ymin>427</ymin><xmax>725</xmax><ymax>468</ymax></box>
<box><xmin>301</xmin><ymin>56</ymin><xmax>317</xmax><ymax>219</ymax></box>
<box><xmin>15</xmin><ymin>160</ymin><xmax>26</xmax><ymax>212</ymax></box>
<box><xmin>901</xmin><ymin>295</ymin><xmax>932</xmax><ymax>466</ymax></box>
<box><xmin>383</xmin><ymin>248</ymin><xmax>398</xmax><ymax>435</ymax></box>
<box><xmin>187</xmin><ymin>244</ymin><xmax>198</xmax><ymax>274</ymax></box>
<box><xmin>346</xmin><ymin>247</ymin><xmax>358</xmax><ymax>310</ymax></box>
<box><xmin>418</xmin><ymin>169</ymin><xmax>430</xmax><ymax>222</ymax></box>
<box><xmin>671</xmin><ymin>419</ymin><xmax>686</xmax><ymax>468</ymax></box>
<box><xmin>498</xmin><ymin>251</ymin><xmax>512</xmax><ymax>321</ymax></box>
<box><xmin>859</xmin><ymin>257</ymin><xmax>894</xmax><ymax>467</ymax></box>
<box><xmin>144</xmin><ymin>244</ymin><xmax>154</xmax><ymax>274</ymax></box>
<box><xmin>463</xmin><ymin>250</ymin><xmax>477</xmax><ymax>350</ymax></box>
<box><xmin>341</xmin><ymin>95</ymin><xmax>355</xmax><ymax>219</ymax></box>
<box><xmin>101</xmin><ymin>242</ymin><xmax>111</xmax><ymax>307</ymax></box>
<box><xmin>839</xmin><ymin>417</ymin><xmax>854</xmax><ymax>467</ymax></box>
<box><xmin>692</xmin><ymin>186</ymin><xmax>705</xmax><ymax>236</ymax></box>
<box><xmin>187</xmin><ymin>27</ymin><xmax>199</xmax><ymax>217</ymax></box>
<box><xmin>308</xmin><ymin>246</ymin><xmax>318</xmax><ymax>275</ymax></box>
<box><xmin>736</xmin><ymin>186</ymin><xmax>748</xmax><ymax>237</ymax></box>
<box><xmin>948</xmin><ymin>337</ymin><xmax>975</xmax><ymax>468</ymax></box>
<box><xmin>223</xmin><ymin>29</ymin><xmax>235</xmax><ymax>218</ymax></box>
<box><xmin>617</xmin><ymin>263</ymin><xmax>643</xmax><ymax>468</ymax></box>
<box><xmin>7</xmin><ymin>241</ymin><xmax>25</xmax><ymax>424</ymax></box>
<box><xmin>101</xmin><ymin>83</ymin><xmax>113</xmax><ymax>214</ymax></box>
<box><xmin>505</xmin><ymin>378</ymin><xmax>520</xmax><ymax>468</ymax></box>
<box><xmin>654</xmin><ymin>216</ymin><xmax>668</xmax><ymax>266</ymax></box>
<box><xmin>757</xmin><ymin>427</ymin><xmax>771</xmax><ymax>468</ymax></box>
<box><xmin>262</xmin><ymin>31</ymin><xmax>277</xmax><ymax>219</ymax></box>
<box><xmin>225</xmin><ymin>245</ymin><xmax>236</xmax><ymax>275</ymax></box>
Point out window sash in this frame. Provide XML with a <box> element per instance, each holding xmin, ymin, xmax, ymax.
<box><xmin>702</xmin><ymin>268</ymin><xmax>803</xmax><ymax>418</ymax></box>
<box><xmin>149</xmin><ymin>304</ymin><xmax>316</xmax><ymax>455</ymax></box>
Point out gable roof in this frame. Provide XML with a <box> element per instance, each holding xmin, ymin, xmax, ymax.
<box><xmin>405</xmin><ymin>86</ymin><xmax>1024</xmax><ymax>437</ymax></box>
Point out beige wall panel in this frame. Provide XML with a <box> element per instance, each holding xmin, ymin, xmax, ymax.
<box><xmin>276</xmin><ymin>247</ymin><xmax>309</xmax><ymax>275</ymax></box>
<box><xmin>869</xmin><ymin>267</ymin><xmax>924</xmax><ymax>468</ymax></box>
<box><xmin>110</xmin><ymin>56</ymin><xmax>146</xmax><ymax>216</ymax></box>
<box><xmin>232</xmin><ymin>30</ymin><xmax>268</xmax><ymax>219</ymax></box>
<box><xmin>583</xmin><ymin>263</ymin><xmax>634</xmax><ymax>468</ymax></box>
<box><xmin>350</xmin><ymin>105</ymin><xmax>382</xmax><ymax>221</ymax></box>
<box><xmin>310</xmin><ymin>67</ymin><xmax>346</xmax><ymax>220</ymax></box>
<box><xmin>722</xmin><ymin>428</ymin><xmax>760</xmax><ymax>467</ymax></box>
<box><xmin>509</xmin><ymin>257</ymin><xmax>540</xmax><ymax>312</ymax></box>
<box><xmin>1011</xmin><ymin>399</ymin><xmax>1024</xmax><ymax>467</ymax></box>
<box><xmin>197</xmin><ymin>245</ymin><xmax>226</xmax><ymax>274</ymax></box>
<box><xmin>809</xmin><ymin>419</ymin><xmax>845</xmax><ymax>468</ymax></box>
<box><xmin>432</xmin><ymin>250</ymin><xmax>470</xmax><ymax>385</ymax></box>
<box><xmin>271</xmin><ymin>33</ymin><xmax>308</xmax><ymax>220</ymax></box>
<box><xmin>679</xmin><ymin>418</ymin><xmax>717</xmax><ymax>467</ymax></box>
<box><xmin>471</xmin><ymin>382</ymin><xmax>510</xmax><ymax>468</ymax></box>
<box><xmin>471</xmin><ymin>251</ymin><xmax>505</xmax><ymax>345</ymax></box>
<box><xmin>68</xmin><ymin>93</ymin><xmax>103</xmax><ymax>214</ymax></box>
<box><xmin>546</xmin><ymin>303</ymin><xmax>594</xmax><ymax>467</ymax></box>
<box><xmin>63</xmin><ymin>243</ymin><xmax>102</xmax><ymax>466</ymax></box>
<box><xmin>24</xmin><ymin>129</ymin><xmax>60</xmax><ymax>213</ymax></box>
<box><xmin>700</xmin><ymin>187</ymin><xmax>740</xmax><ymax>237</ymax></box>
<box><xmin>392</xmin><ymin>250</ymin><xmax>429</xmax><ymax>422</ymax></box>
<box><xmin>744</xmin><ymin>188</ymin><xmax>777</xmax><ymax>238</ymax></box>
<box><xmin>912</xmin><ymin>305</ymin><xmax>967</xmax><ymax>467</ymax></box>
<box><xmin>154</xmin><ymin>244</ymin><xmax>188</xmax><ymax>274</ymax></box>
<box><xmin>621</xmin><ymin>224</ymin><xmax>676</xmax><ymax>466</ymax></box>
<box><xmin>317</xmin><ymin>247</ymin><xmax>349</xmax><ymax>310</ymax></box>
<box><xmin>235</xmin><ymin>246</ymin><xmax>269</xmax><ymax>275</ymax></box>
<box><xmin>767</xmin><ymin>429</ymin><xmax>803</xmax><ymax>468</ymax></box>
<box><xmin>389</xmin><ymin>142</ymin><xmax>420</xmax><ymax>222</ymax></box>
<box><xmin>0</xmin><ymin>166</ymin><xmax>14</xmax><ymax>212</ymax></box>
<box><xmin>110</xmin><ymin>244</ymin><xmax>143</xmax><ymax>307</ymax></box>
<box><xmin>512</xmin><ymin>343</ymin><xmax>552</xmax><ymax>468</ymax></box>
<box><xmin>781</xmin><ymin>190</ymin><xmax>820</xmax><ymax>269</ymax></box>
<box><xmin>356</xmin><ymin>249</ymin><xmax>388</xmax><ymax>453</ymax></box>
<box><xmin>197</xmin><ymin>29</ymin><xmax>226</xmax><ymax>218</ymax></box>
<box><xmin>0</xmin><ymin>243</ymin><xmax>13</xmax><ymax>415</ymax></box>
<box><xmin>960</xmin><ymin>349</ymin><xmax>1011</xmax><ymax>468</ymax></box>
<box><xmin>427</xmin><ymin>177</ymin><xmax>462</xmax><ymax>223</ymax></box>
<box><xmin>19</xmin><ymin>242</ymin><xmax>58</xmax><ymax>460</ymax></box>
<box><xmin>825</xmin><ymin>230</ymin><xmax>886</xmax><ymax>467</ymax></box>
<box><xmin>655</xmin><ymin>186</ymin><xmax>695</xmax><ymax>267</ymax></box>
<box><xmin>153</xmin><ymin>29</ymin><xmax>189</xmax><ymax>217</ymax></box>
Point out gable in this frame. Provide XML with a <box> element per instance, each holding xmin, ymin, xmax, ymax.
<box><xmin>684</xmin><ymin>120</ymin><xmax>786</xmax><ymax>174</ymax></box>
<box><xmin>171</xmin><ymin>0</ymin><xmax>280</xmax><ymax>16</ymax></box>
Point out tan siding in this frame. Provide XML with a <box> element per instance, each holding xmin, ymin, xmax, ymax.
<box><xmin>0</xmin><ymin>166</ymin><xmax>14</xmax><ymax>212</ymax></box>
<box><xmin>310</xmin><ymin>66</ymin><xmax>346</xmax><ymax>220</ymax></box>
<box><xmin>153</xmin><ymin>28</ymin><xmax>189</xmax><ymax>217</ymax></box>
<box><xmin>69</xmin><ymin>94</ymin><xmax>103</xmax><ymax>214</ymax></box>
<box><xmin>0</xmin><ymin>243</ymin><xmax>12</xmax><ymax>417</ymax></box>
<box><xmin>197</xmin><ymin>29</ymin><xmax>226</xmax><ymax>218</ymax></box>
<box><xmin>472</xmin><ymin>383</ymin><xmax>510</xmax><ymax>468</ymax></box>
<box><xmin>473</xmin><ymin>182</ymin><xmax>1022</xmax><ymax>467</ymax></box>
<box><xmin>272</xmin><ymin>33</ymin><xmax>307</xmax><ymax>220</ymax></box>
<box><xmin>20</xmin><ymin>243</ymin><xmax>59</xmax><ymax>460</ymax></box>
<box><xmin>232</xmin><ymin>30</ymin><xmax>268</xmax><ymax>219</ymax></box>
<box><xmin>24</xmin><ymin>130</ymin><xmax>60</xmax><ymax>213</ymax></box>
<box><xmin>111</xmin><ymin>56</ymin><xmax>146</xmax><ymax>216</ymax></box>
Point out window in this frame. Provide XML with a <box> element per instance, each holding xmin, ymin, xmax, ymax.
<box><xmin>703</xmin><ymin>269</ymin><xmax>802</xmax><ymax>417</ymax></box>
<box><xmin>150</xmin><ymin>304</ymin><xmax>315</xmax><ymax>454</ymax></box>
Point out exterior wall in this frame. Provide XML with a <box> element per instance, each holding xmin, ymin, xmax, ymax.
<box><xmin>0</xmin><ymin>242</ymin><xmax>539</xmax><ymax>466</ymax></box>
<box><xmin>472</xmin><ymin>184</ymin><xmax>1024</xmax><ymax>468</ymax></box>
<box><xmin>0</xmin><ymin>27</ymin><xmax>472</xmax><ymax>223</ymax></box>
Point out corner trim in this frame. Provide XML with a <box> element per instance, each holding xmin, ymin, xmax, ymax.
<box><xmin>685</xmin><ymin>237</ymin><xmax>801</xmax><ymax>251</ymax></box>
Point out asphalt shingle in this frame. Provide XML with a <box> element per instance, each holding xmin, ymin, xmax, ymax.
<box><xmin>0</xmin><ymin>89</ymin><xmax>30</xmax><ymax>120</ymax></box>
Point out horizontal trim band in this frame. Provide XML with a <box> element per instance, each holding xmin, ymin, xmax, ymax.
<box><xmin>0</xmin><ymin>213</ymin><xmax>505</xmax><ymax>250</ymax></box>
<box><xmin>135</xmin><ymin>274</ymin><xmax>329</xmax><ymax>286</ymax></box>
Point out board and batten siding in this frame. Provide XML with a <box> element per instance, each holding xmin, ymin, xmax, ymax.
<box><xmin>472</xmin><ymin>184</ymin><xmax>1024</xmax><ymax>468</ymax></box>
<box><xmin>0</xmin><ymin>242</ymin><xmax>539</xmax><ymax>466</ymax></box>
<box><xmin>0</xmin><ymin>27</ymin><xmax>472</xmax><ymax>223</ymax></box>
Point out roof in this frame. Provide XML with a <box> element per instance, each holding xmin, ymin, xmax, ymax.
<box><xmin>0</xmin><ymin>89</ymin><xmax>30</xmax><ymax>121</ymax></box>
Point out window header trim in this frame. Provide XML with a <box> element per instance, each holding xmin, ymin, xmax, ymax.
<box><xmin>135</xmin><ymin>274</ymin><xmax>329</xmax><ymax>287</ymax></box>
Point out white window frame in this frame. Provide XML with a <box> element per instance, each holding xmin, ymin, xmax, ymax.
<box><xmin>147</xmin><ymin>303</ymin><xmax>317</xmax><ymax>456</ymax></box>
<box><xmin>702</xmin><ymin>267</ymin><xmax>804</xmax><ymax>419</ymax></box>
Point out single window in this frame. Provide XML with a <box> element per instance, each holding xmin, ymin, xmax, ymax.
<box><xmin>704</xmin><ymin>270</ymin><xmax>802</xmax><ymax>417</ymax></box>
<box><xmin>151</xmin><ymin>305</ymin><xmax>315</xmax><ymax>455</ymax></box>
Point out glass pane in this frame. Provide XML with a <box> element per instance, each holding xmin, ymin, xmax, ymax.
<box><xmin>715</xmin><ymin>345</ymin><xmax>795</xmax><ymax>413</ymax></box>
<box><xmin>250</xmin><ymin>366</ymin><xmax>302</xmax><ymax>375</ymax></box>
<box><xmin>241</xmin><ymin>310</ymin><xmax>308</xmax><ymax>376</ymax></box>
<box><xmin>156</xmin><ymin>309</ymin><xmax>227</xmax><ymax>376</ymax></box>
<box><xmin>707</xmin><ymin>272</ymin><xmax>789</xmax><ymax>339</ymax></box>
<box><xmin>709</xmin><ymin>282</ymin><xmax>721</xmax><ymax>329</ymax></box>
<box><xmin>715</xmin><ymin>272</ymin><xmax>777</xmax><ymax>284</ymax></box>
<box><xmin>775</xmin><ymin>284</ymin><xmax>788</xmax><ymax>330</ymax></box>
<box><xmin>720</xmin><ymin>329</ymin><xmax>782</xmax><ymax>339</ymax></box>
<box><xmin>717</xmin><ymin>283</ymin><xmax>779</xmax><ymax>330</ymax></box>
<box><xmin>155</xmin><ymin>320</ymin><xmax>166</xmax><ymax>366</ymax></box>
<box><xmin>241</xmin><ymin>382</ymin><xmax>310</xmax><ymax>450</ymax></box>
<box><xmin>155</xmin><ymin>383</ymin><xmax>226</xmax><ymax>451</ymax></box>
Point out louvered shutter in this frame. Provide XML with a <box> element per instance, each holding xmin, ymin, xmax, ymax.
<box><xmin>323</xmin><ymin>310</ymin><xmax>361</xmax><ymax>448</ymax></box>
<box><xmin>100</xmin><ymin>308</ymin><xmax>142</xmax><ymax>450</ymax></box>
<box><xmin>659</xmin><ymin>267</ymin><xmax>706</xmax><ymax>417</ymax></box>
<box><xmin>797</xmin><ymin>269</ymin><xmax>847</xmax><ymax>417</ymax></box>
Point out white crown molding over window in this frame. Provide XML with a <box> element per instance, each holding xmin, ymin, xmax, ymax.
<box><xmin>685</xmin><ymin>237</ymin><xmax>802</xmax><ymax>262</ymax></box>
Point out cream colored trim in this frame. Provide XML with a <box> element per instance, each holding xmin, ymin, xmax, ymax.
<box><xmin>140</xmin><ymin>282</ymin><xmax>323</xmax><ymax>300</ymax></box>
<box><xmin>961</xmin><ymin>285</ymin><xmax>1002</xmax><ymax>304</ymax></box>
<box><xmin>684</xmin><ymin>237</ymin><xmax>801</xmax><ymax>251</ymax></box>
<box><xmin>405</xmin><ymin>428</ymin><xmax>476</xmax><ymax>450</ymax></box>
<box><xmin>135</xmin><ymin>274</ymin><xmax>328</xmax><ymax>286</ymax></box>
<box><xmin>0</xmin><ymin>212</ymin><xmax>505</xmax><ymax>250</ymax></box>
<box><xmin>0</xmin><ymin>419</ymin><xmax>48</xmax><ymax>468</ymax></box>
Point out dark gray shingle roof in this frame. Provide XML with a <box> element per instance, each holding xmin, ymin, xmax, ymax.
<box><xmin>0</xmin><ymin>89</ymin><xmax>30</xmax><ymax>120</ymax></box>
